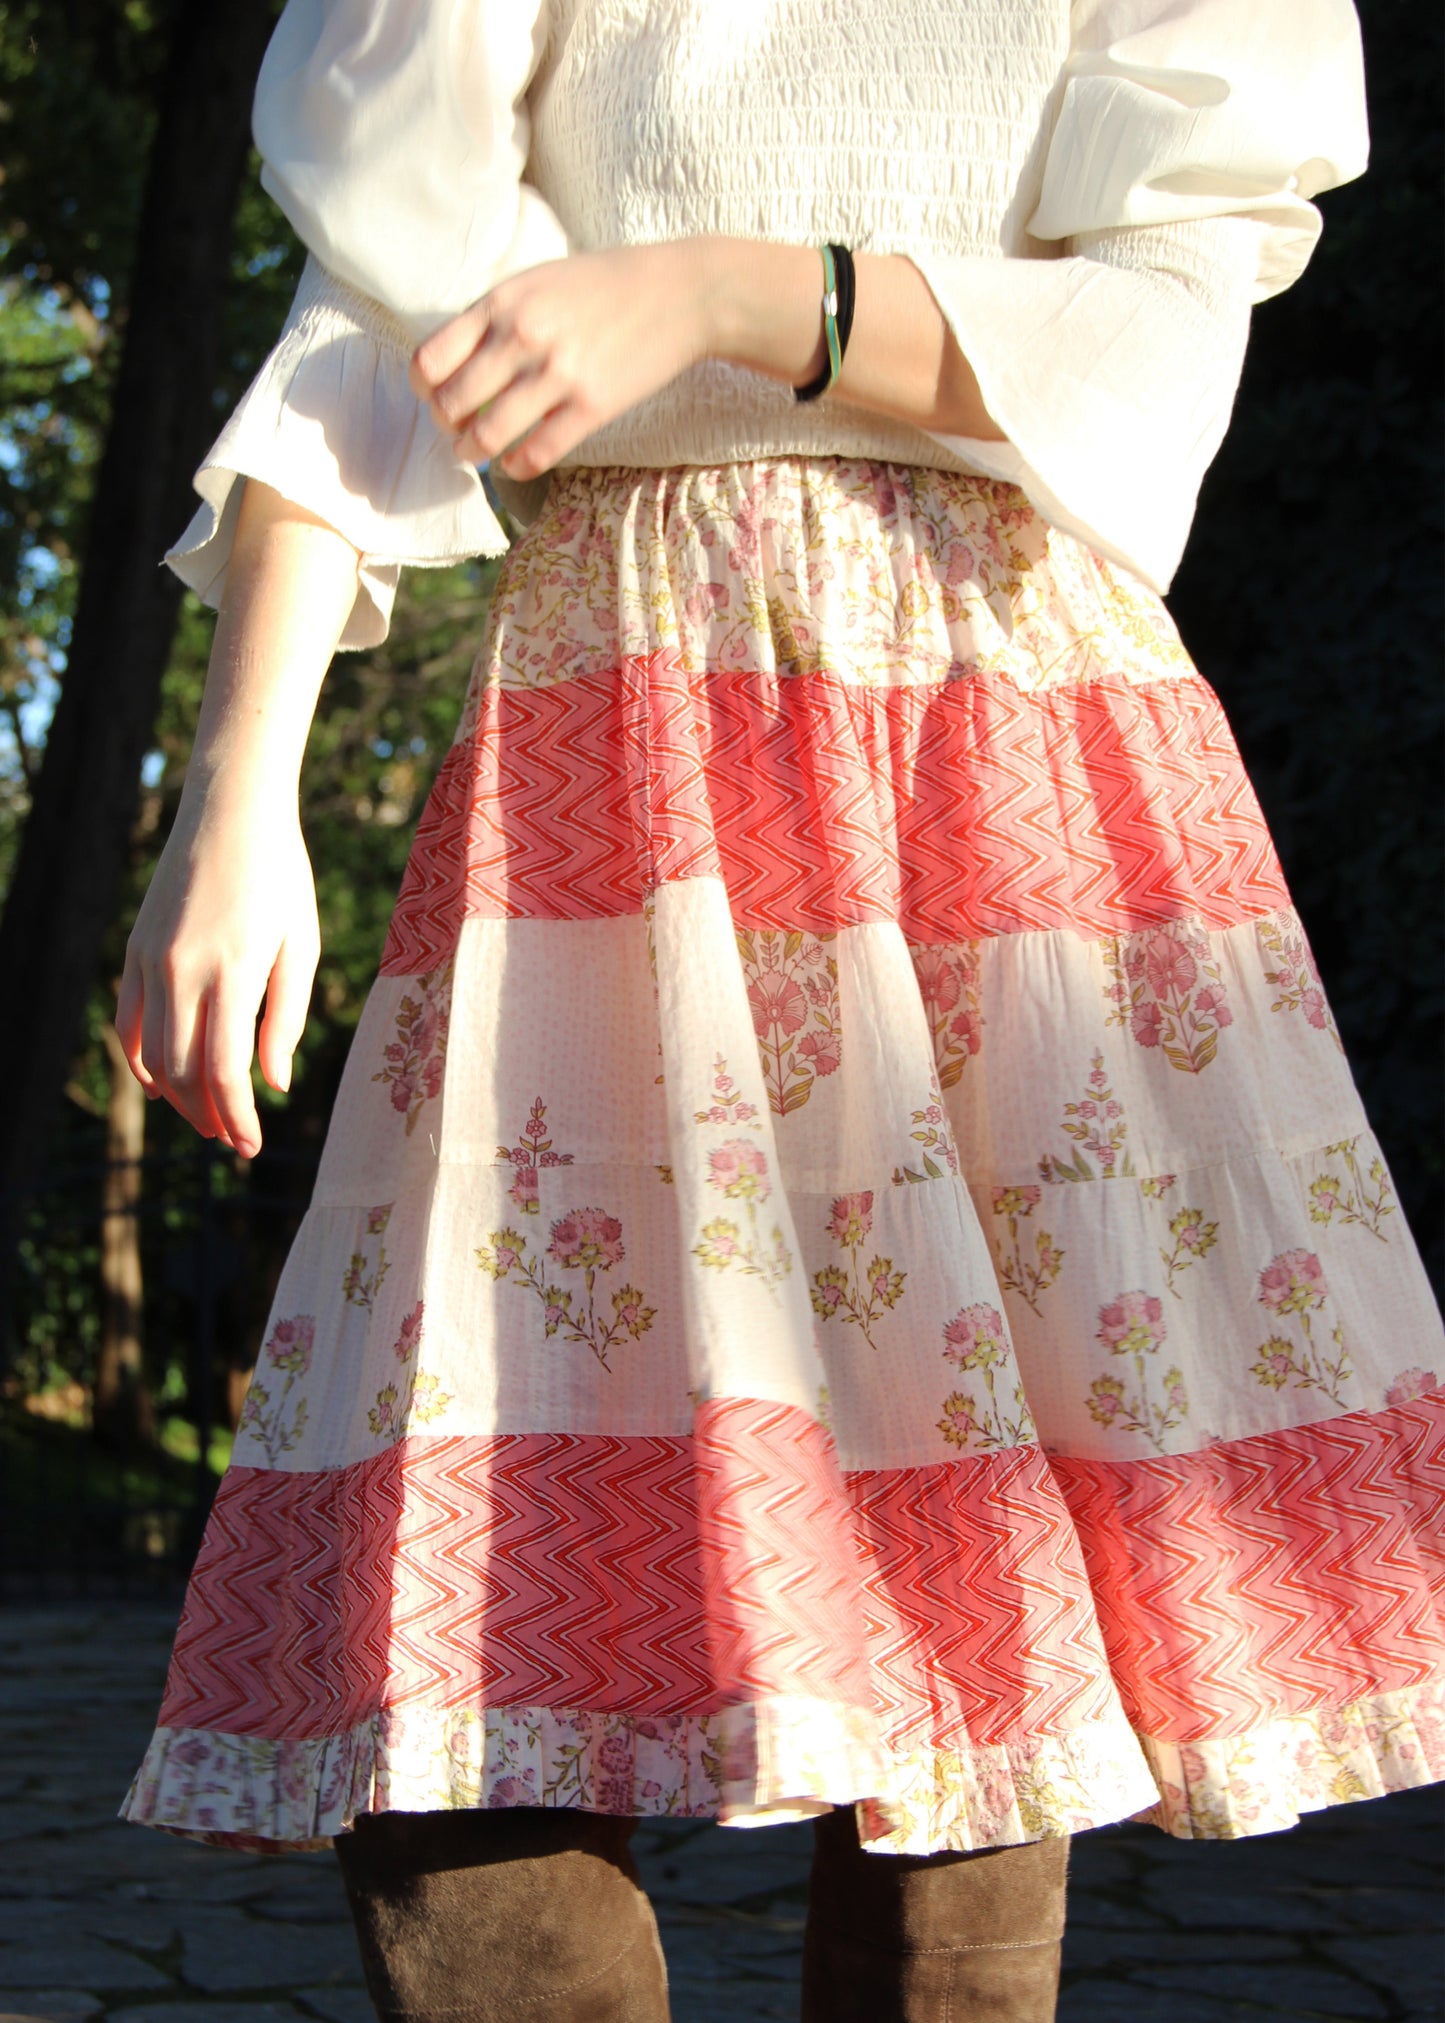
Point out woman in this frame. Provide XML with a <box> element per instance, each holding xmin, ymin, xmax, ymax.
<box><xmin>117</xmin><ymin>0</ymin><xmax>1444</xmax><ymax>2018</ymax></box>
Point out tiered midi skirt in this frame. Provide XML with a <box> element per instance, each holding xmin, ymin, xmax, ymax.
<box><xmin>124</xmin><ymin>459</ymin><xmax>1445</xmax><ymax>1855</ymax></box>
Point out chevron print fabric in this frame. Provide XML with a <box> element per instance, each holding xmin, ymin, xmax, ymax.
<box><xmin>123</xmin><ymin>461</ymin><xmax>1445</xmax><ymax>1854</ymax></box>
<box><xmin>380</xmin><ymin>653</ymin><xmax>1288</xmax><ymax>976</ymax></box>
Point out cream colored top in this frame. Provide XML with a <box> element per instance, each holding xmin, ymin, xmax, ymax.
<box><xmin>167</xmin><ymin>0</ymin><xmax>1369</xmax><ymax>646</ymax></box>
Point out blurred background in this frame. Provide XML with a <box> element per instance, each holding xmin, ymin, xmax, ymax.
<box><xmin>0</xmin><ymin>0</ymin><xmax>1439</xmax><ymax>1594</ymax></box>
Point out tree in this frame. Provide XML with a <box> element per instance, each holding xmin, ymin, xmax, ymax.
<box><xmin>0</xmin><ymin>0</ymin><xmax>280</xmax><ymax>1346</ymax></box>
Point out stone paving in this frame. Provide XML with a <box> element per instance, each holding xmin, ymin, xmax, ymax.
<box><xmin>0</xmin><ymin>1606</ymin><xmax>1439</xmax><ymax>2023</ymax></box>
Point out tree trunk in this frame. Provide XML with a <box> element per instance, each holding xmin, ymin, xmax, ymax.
<box><xmin>0</xmin><ymin>0</ymin><xmax>278</xmax><ymax>1360</ymax></box>
<box><xmin>94</xmin><ymin>1022</ymin><xmax>152</xmax><ymax>1448</ymax></box>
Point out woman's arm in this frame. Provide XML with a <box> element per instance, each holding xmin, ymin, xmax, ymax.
<box><xmin>701</xmin><ymin>239</ymin><xmax>1005</xmax><ymax>444</ymax></box>
<box><xmin>412</xmin><ymin>235</ymin><xmax>1005</xmax><ymax>485</ymax></box>
<box><xmin>116</xmin><ymin>479</ymin><xmax>361</xmax><ymax>1157</ymax></box>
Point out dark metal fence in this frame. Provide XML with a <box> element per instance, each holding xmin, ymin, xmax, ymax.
<box><xmin>1</xmin><ymin>1137</ymin><xmax>319</xmax><ymax>1595</ymax></box>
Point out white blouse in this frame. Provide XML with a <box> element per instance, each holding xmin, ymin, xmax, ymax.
<box><xmin>169</xmin><ymin>0</ymin><xmax>1369</xmax><ymax>647</ymax></box>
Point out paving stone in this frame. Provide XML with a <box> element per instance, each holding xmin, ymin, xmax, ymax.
<box><xmin>295</xmin><ymin>1990</ymin><xmax>376</xmax><ymax>2023</ymax></box>
<box><xmin>1063</xmin><ymin>1929</ymin><xmax>1301</xmax><ymax>1971</ymax></box>
<box><xmin>667</xmin><ymin>1981</ymin><xmax>797</xmax><ymax>2022</ymax></box>
<box><xmin>0</xmin><ymin>1944</ymin><xmax>170</xmax><ymax>1993</ymax></box>
<box><xmin>178</xmin><ymin>1914</ymin><xmax>364</xmax><ymax>1993</ymax></box>
<box><xmin>0</xmin><ymin>1993</ymin><xmax>104</xmax><ymax>2023</ymax></box>
<box><xmin>1133</xmin><ymin>1961</ymin><xmax>1392</xmax><ymax>2018</ymax></box>
<box><xmin>1065</xmin><ymin>1892</ymin><xmax>1175</xmax><ymax>1931</ymax></box>
<box><xmin>1324</xmin><ymin>1933</ymin><xmax>1444</xmax><ymax>2016</ymax></box>
<box><xmin>1139</xmin><ymin>1881</ymin><xmax>1353</xmax><ymax>1933</ymax></box>
<box><xmin>1059</xmin><ymin>1989</ymin><xmax>1318</xmax><ymax>2023</ymax></box>
<box><xmin>111</xmin><ymin>2007</ymin><xmax>306</xmax><ymax>2023</ymax></box>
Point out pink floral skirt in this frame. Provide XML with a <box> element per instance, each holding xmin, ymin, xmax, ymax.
<box><xmin>124</xmin><ymin>459</ymin><xmax>1445</xmax><ymax>1855</ymax></box>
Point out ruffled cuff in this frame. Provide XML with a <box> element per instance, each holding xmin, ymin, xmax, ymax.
<box><xmin>164</xmin><ymin>254</ymin><xmax>510</xmax><ymax>649</ymax></box>
<box><xmin>910</xmin><ymin>215</ymin><xmax>1260</xmax><ymax>593</ymax></box>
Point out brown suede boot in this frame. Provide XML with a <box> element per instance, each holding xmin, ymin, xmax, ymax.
<box><xmin>334</xmin><ymin>1805</ymin><xmax>671</xmax><ymax>2022</ymax></box>
<box><xmin>800</xmin><ymin>1806</ymin><xmax>1068</xmax><ymax>2022</ymax></box>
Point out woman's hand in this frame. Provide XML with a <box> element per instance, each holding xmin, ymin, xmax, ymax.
<box><xmin>411</xmin><ymin>235</ymin><xmax>1004</xmax><ymax>482</ymax></box>
<box><xmin>410</xmin><ymin>240</ymin><xmax>719</xmax><ymax>483</ymax></box>
<box><xmin>116</xmin><ymin>788</ymin><xmax>320</xmax><ymax>1160</ymax></box>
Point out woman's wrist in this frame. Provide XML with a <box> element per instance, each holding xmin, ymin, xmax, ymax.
<box><xmin>688</xmin><ymin>233</ymin><xmax>1005</xmax><ymax>440</ymax></box>
<box><xmin>694</xmin><ymin>236</ymin><xmax>829</xmax><ymax>386</ymax></box>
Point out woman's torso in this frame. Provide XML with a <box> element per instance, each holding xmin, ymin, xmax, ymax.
<box><xmin>519</xmin><ymin>0</ymin><xmax>1071</xmax><ymax>478</ymax></box>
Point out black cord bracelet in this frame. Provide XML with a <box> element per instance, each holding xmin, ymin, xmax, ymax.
<box><xmin>793</xmin><ymin>243</ymin><xmax>856</xmax><ymax>403</ymax></box>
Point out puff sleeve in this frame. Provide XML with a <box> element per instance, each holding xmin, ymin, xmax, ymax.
<box><xmin>907</xmin><ymin>0</ymin><xmax>1369</xmax><ymax>593</ymax></box>
<box><xmin>164</xmin><ymin>0</ymin><xmax>569</xmax><ymax>649</ymax></box>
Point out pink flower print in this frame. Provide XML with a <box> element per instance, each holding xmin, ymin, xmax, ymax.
<box><xmin>827</xmin><ymin>1191</ymin><xmax>874</xmax><ymax>1247</ymax></box>
<box><xmin>1088</xmin><ymin>1060</ymin><xmax>1108</xmax><ymax>1090</ymax></box>
<box><xmin>542</xmin><ymin>1286</ymin><xmax>573</xmax><ymax>1334</ymax></box>
<box><xmin>798</xmin><ymin>1031</ymin><xmax>841</xmax><ymax>1074</ymax></box>
<box><xmin>367</xmin><ymin>1381</ymin><xmax>401</xmax><ymax>1438</ymax></box>
<box><xmin>488</xmin><ymin>1231</ymin><xmax>526</xmax><ymax>1276</ymax></box>
<box><xmin>1096</xmin><ymin>1291</ymin><xmax>1167</xmax><ymax>1358</ymax></box>
<box><xmin>707</xmin><ymin>1140</ymin><xmax>772</xmax><ymax>1202</ymax></box>
<box><xmin>487</xmin><ymin>1775</ymin><xmax>536</xmax><ymax>1808</ymax></box>
<box><xmin>809</xmin><ymin>1266</ymin><xmax>848</xmax><ymax>1317</ymax></box>
<box><xmin>611</xmin><ymin>1285</ymin><xmax>657</xmax><ymax>1338</ymax></box>
<box><xmin>386</xmin><ymin>1070</ymin><xmax>416</xmax><ymax>1115</ymax></box>
<box><xmin>942</xmin><ymin>539</ymin><xmax>978</xmax><ymax>587</ymax></box>
<box><xmin>1253</xmin><ymin>1343</ymin><xmax>1294</xmax><ymax>1389</ymax></box>
<box><xmin>1131</xmin><ymin>1001</ymin><xmax>1164</xmax><ymax>1048</ymax></box>
<box><xmin>509</xmin><ymin>1166</ymin><xmax>540</xmax><ymax>1214</ymax></box>
<box><xmin>1194</xmin><ymin>985</ymin><xmax>1233</xmax><ymax>1029</ymax></box>
<box><xmin>1301</xmin><ymin>987</ymin><xmax>1328</xmax><ymax>1030</ymax></box>
<box><xmin>914</xmin><ymin>947</ymin><xmax>962</xmax><ymax>1017</ymax></box>
<box><xmin>942</xmin><ymin>1303</ymin><xmax>1007</xmax><ymax>1372</ymax></box>
<box><xmin>683</xmin><ymin>579</ymin><xmax>729</xmax><ymax>626</ymax></box>
<box><xmin>694</xmin><ymin>1218</ymin><xmax>741</xmax><ymax>1268</ymax></box>
<box><xmin>548</xmin><ymin>1209</ymin><xmax>625</xmax><ymax>1273</ymax></box>
<box><xmin>265</xmin><ymin>1314</ymin><xmax>316</xmax><ymax>1376</ymax></box>
<box><xmin>1086</xmin><ymin>1374</ymin><xmax>1126</xmax><ymax>1425</ymax></box>
<box><xmin>1258</xmin><ymin>1249</ymin><xmax>1327</xmax><ymax>1316</ymax></box>
<box><xmin>1144</xmin><ymin>932</ymin><xmax>1198</xmax><ymax>1000</ymax></box>
<box><xmin>393</xmin><ymin>1302</ymin><xmax>424</xmax><ymax>1363</ymax></box>
<box><xmin>937</xmin><ymin>1391</ymin><xmax>982</xmax><ymax>1450</ymax></box>
<box><xmin>366</xmin><ymin>1205</ymin><xmax>393</xmax><ymax>1236</ymax></box>
<box><xmin>948</xmin><ymin>1008</ymin><xmax>983</xmax><ymax>1056</ymax></box>
<box><xmin>747</xmin><ymin>969</ymin><xmax>809</xmax><ymax>1039</ymax></box>
<box><xmin>992</xmin><ymin>1185</ymin><xmax>1041</xmax><ymax>1216</ymax></box>
<box><xmin>1076</xmin><ymin>1100</ymin><xmax>1097</xmax><ymax>1120</ymax></box>
<box><xmin>1385</xmin><ymin>1367</ymin><xmax>1439</xmax><ymax>1407</ymax></box>
<box><xmin>598</xmin><ymin>1735</ymin><xmax>632</xmax><ymax>1775</ymax></box>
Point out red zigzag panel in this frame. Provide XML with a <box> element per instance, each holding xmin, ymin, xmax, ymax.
<box><xmin>1052</xmin><ymin>1389</ymin><xmax>1445</xmax><ymax>1739</ymax></box>
<box><xmin>381</xmin><ymin>656</ymin><xmax>1289</xmax><ymax>975</ymax></box>
<box><xmin>156</xmin><ymin>1394</ymin><xmax>1444</xmax><ymax>1754</ymax></box>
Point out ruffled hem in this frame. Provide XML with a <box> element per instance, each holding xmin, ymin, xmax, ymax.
<box><xmin>118</xmin><ymin>1694</ymin><xmax>1157</xmax><ymax>1857</ymax></box>
<box><xmin>1138</xmin><ymin>1678</ymin><xmax>1445</xmax><ymax>1839</ymax></box>
<box><xmin>166</xmin><ymin>254</ymin><xmax>509</xmax><ymax>650</ymax></box>
<box><xmin>119</xmin><ymin>1683</ymin><xmax>1443</xmax><ymax>1856</ymax></box>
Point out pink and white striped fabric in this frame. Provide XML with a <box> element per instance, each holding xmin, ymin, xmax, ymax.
<box><xmin>124</xmin><ymin>460</ymin><xmax>1445</xmax><ymax>1855</ymax></box>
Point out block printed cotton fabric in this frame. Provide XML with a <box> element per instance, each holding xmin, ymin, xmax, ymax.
<box><xmin>123</xmin><ymin>461</ymin><xmax>1445</xmax><ymax>1856</ymax></box>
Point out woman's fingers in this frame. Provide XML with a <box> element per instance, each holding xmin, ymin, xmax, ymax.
<box><xmin>409</xmin><ymin>293</ymin><xmax>495</xmax><ymax>401</ymax></box>
<box><xmin>115</xmin><ymin>949</ymin><xmax>156</xmax><ymax>1095</ymax></box>
<box><xmin>497</xmin><ymin>399</ymin><xmax>588</xmax><ymax>483</ymax></box>
<box><xmin>453</xmin><ymin>365</ymin><xmax>564</xmax><ymax>468</ymax></box>
<box><xmin>205</xmin><ymin>984</ymin><xmax>265</xmax><ymax>1158</ymax></box>
<box><xmin>257</xmin><ymin>928</ymin><xmax>318</xmax><ymax>1096</ymax></box>
<box><xmin>428</xmin><ymin>329</ymin><xmax>523</xmax><ymax>439</ymax></box>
